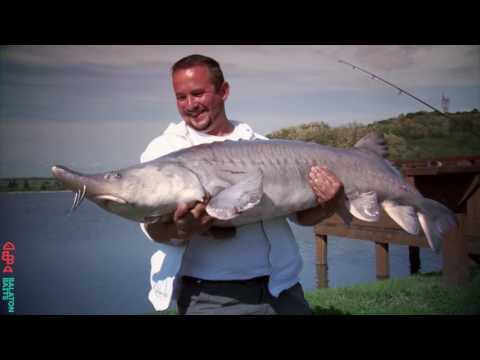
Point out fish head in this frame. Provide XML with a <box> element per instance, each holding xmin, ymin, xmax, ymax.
<box><xmin>51</xmin><ymin>162</ymin><xmax>205</xmax><ymax>223</ymax></box>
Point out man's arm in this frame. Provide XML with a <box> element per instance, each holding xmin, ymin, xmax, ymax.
<box><xmin>295</xmin><ymin>166</ymin><xmax>344</xmax><ymax>226</ymax></box>
<box><xmin>143</xmin><ymin>221</ymin><xmax>185</xmax><ymax>244</ymax></box>
<box><xmin>144</xmin><ymin>202</ymin><xmax>236</xmax><ymax>244</ymax></box>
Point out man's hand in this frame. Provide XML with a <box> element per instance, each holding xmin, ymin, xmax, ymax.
<box><xmin>144</xmin><ymin>200</ymin><xmax>237</xmax><ymax>244</ymax></box>
<box><xmin>295</xmin><ymin>166</ymin><xmax>344</xmax><ymax>226</ymax></box>
<box><xmin>175</xmin><ymin>202</ymin><xmax>237</xmax><ymax>240</ymax></box>
<box><xmin>174</xmin><ymin>202</ymin><xmax>214</xmax><ymax>240</ymax></box>
<box><xmin>308</xmin><ymin>166</ymin><xmax>343</xmax><ymax>207</ymax></box>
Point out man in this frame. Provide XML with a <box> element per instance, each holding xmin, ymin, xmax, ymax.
<box><xmin>140</xmin><ymin>54</ymin><xmax>343</xmax><ymax>315</ymax></box>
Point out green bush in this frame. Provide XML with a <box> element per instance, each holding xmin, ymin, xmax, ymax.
<box><xmin>266</xmin><ymin>110</ymin><xmax>480</xmax><ymax>160</ymax></box>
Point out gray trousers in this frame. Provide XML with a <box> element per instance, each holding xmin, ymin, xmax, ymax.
<box><xmin>177</xmin><ymin>276</ymin><xmax>313</xmax><ymax>315</ymax></box>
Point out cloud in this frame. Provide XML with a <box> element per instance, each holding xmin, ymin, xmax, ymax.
<box><xmin>344</xmin><ymin>46</ymin><xmax>436</xmax><ymax>71</ymax></box>
<box><xmin>2</xmin><ymin>45</ymin><xmax>169</xmax><ymax>67</ymax></box>
<box><xmin>1</xmin><ymin>46</ymin><xmax>478</xmax><ymax>106</ymax></box>
<box><xmin>1</xmin><ymin>45</ymin><xmax>479</xmax><ymax>178</ymax></box>
<box><xmin>0</xmin><ymin>51</ymin><xmax>178</xmax><ymax>123</ymax></box>
<box><xmin>2</xmin><ymin>45</ymin><xmax>478</xmax><ymax>92</ymax></box>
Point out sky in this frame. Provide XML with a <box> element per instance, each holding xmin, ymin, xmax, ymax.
<box><xmin>1</xmin><ymin>45</ymin><xmax>479</xmax><ymax>177</ymax></box>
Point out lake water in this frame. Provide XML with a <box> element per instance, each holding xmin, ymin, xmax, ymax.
<box><xmin>0</xmin><ymin>192</ymin><xmax>442</xmax><ymax>315</ymax></box>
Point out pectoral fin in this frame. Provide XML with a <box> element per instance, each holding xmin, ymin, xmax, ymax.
<box><xmin>347</xmin><ymin>191</ymin><xmax>380</xmax><ymax>222</ymax></box>
<box><xmin>206</xmin><ymin>169</ymin><xmax>263</xmax><ymax>220</ymax></box>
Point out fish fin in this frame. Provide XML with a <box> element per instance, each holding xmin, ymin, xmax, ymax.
<box><xmin>382</xmin><ymin>200</ymin><xmax>420</xmax><ymax>235</ymax></box>
<box><xmin>347</xmin><ymin>191</ymin><xmax>380</xmax><ymax>222</ymax></box>
<box><xmin>418</xmin><ymin>198</ymin><xmax>458</xmax><ymax>253</ymax></box>
<box><xmin>206</xmin><ymin>169</ymin><xmax>263</xmax><ymax>220</ymax></box>
<box><xmin>354</xmin><ymin>132</ymin><xmax>389</xmax><ymax>158</ymax></box>
<box><xmin>337</xmin><ymin>200</ymin><xmax>353</xmax><ymax>226</ymax></box>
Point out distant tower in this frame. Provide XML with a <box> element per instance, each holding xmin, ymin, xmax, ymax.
<box><xmin>441</xmin><ymin>92</ymin><xmax>450</xmax><ymax>113</ymax></box>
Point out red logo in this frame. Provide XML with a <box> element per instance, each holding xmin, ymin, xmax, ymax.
<box><xmin>3</xmin><ymin>241</ymin><xmax>15</xmax><ymax>251</ymax></box>
<box><xmin>2</xmin><ymin>241</ymin><xmax>15</xmax><ymax>274</ymax></box>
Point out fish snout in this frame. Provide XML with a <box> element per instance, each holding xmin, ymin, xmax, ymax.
<box><xmin>52</xmin><ymin>165</ymin><xmax>92</xmax><ymax>213</ymax></box>
<box><xmin>51</xmin><ymin>165</ymin><xmax>87</xmax><ymax>192</ymax></box>
<box><xmin>51</xmin><ymin>165</ymin><xmax>68</xmax><ymax>178</ymax></box>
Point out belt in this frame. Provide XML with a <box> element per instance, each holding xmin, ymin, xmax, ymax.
<box><xmin>182</xmin><ymin>275</ymin><xmax>269</xmax><ymax>286</ymax></box>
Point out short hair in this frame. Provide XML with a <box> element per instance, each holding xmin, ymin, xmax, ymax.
<box><xmin>171</xmin><ymin>54</ymin><xmax>225</xmax><ymax>92</ymax></box>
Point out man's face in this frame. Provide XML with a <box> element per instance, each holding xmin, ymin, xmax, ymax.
<box><xmin>172</xmin><ymin>65</ymin><xmax>229</xmax><ymax>133</ymax></box>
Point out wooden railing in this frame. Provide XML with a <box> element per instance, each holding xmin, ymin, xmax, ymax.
<box><xmin>314</xmin><ymin>156</ymin><xmax>480</xmax><ymax>287</ymax></box>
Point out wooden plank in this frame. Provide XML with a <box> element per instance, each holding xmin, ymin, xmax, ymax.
<box><xmin>403</xmin><ymin>165</ymin><xmax>480</xmax><ymax>176</ymax></box>
<box><xmin>315</xmin><ymin>234</ymin><xmax>328</xmax><ymax>265</ymax></box>
<box><xmin>466</xmin><ymin>187</ymin><xmax>480</xmax><ymax>256</ymax></box>
<box><xmin>442</xmin><ymin>214</ymin><xmax>471</xmax><ymax>287</ymax></box>
<box><xmin>316</xmin><ymin>264</ymin><xmax>328</xmax><ymax>288</ymax></box>
<box><xmin>314</xmin><ymin>234</ymin><xmax>329</xmax><ymax>288</ymax></box>
<box><xmin>375</xmin><ymin>242</ymin><xmax>390</xmax><ymax>279</ymax></box>
<box><xmin>399</xmin><ymin>156</ymin><xmax>480</xmax><ymax>176</ymax></box>
<box><xmin>315</xmin><ymin>213</ymin><xmax>430</xmax><ymax>248</ymax></box>
<box><xmin>466</xmin><ymin>187</ymin><xmax>480</xmax><ymax>238</ymax></box>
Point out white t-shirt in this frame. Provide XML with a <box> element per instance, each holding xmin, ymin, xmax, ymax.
<box><xmin>140</xmin><ymin>120</ymin><xmax>303</xmax><ymax>311</ymax></box>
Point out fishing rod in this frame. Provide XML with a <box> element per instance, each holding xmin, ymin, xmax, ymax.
<box><xmin>338</xmin><ymin>59</ymin><xmax>456</xmax><ymax>122</ymax></box>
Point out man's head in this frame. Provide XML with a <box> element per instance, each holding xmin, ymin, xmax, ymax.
<box><xmin>171</xmin><ymin>54</ymin><xmax>231</xmax><ymax>135</ymax></box>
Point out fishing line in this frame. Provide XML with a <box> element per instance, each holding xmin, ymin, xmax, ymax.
<box><xmin>338</xmin><ymin>59</ymin><xmax>455</xmax><ymax>123</ymax></box>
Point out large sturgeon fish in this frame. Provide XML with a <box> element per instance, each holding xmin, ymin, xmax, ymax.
<box><xmin>52</xmin><ymin>133</ymin><xmax>457</xmax><ymax>253</ymax></box>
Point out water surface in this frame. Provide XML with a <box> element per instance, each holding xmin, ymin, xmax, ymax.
<box><xmin>0</xmin><ymin>192</ymin><xmax>442</xmax><ymax>314</ymax></box>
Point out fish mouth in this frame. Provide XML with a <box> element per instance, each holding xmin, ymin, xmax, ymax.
<box><xmin>94</xmin><ymin>194</ymin><xmax>128</xmax><ymax>206</ymax></box>
<box><xmin>52</xmin><ymin>165</ymin><xmax>89</xmax><ymax>213</ymax></box>
<box><xmin>69</xmin><ymin>192</ymin><xmax>129</xmax><ymax>217</ymax></box>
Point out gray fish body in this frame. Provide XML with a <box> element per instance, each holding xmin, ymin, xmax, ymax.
<box><xmin>161</xmin><ymin>139</ymin><xmax>418</xmax><ymax>225</ymax></box>
<box><xmin>52</xmin><ymin>133</ymin><xmax>457</xmax><ymax>253</ymax></box>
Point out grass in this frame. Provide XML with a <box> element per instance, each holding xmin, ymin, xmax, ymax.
<box><xmin>305</xmin><ymin>269</ymin><xmax>480</xmax><ymax>315</ymax></box>
<box><xmin>152</xmin><ymin>268</ymin><xmax>480</xmax><ymax>315</ymax></box>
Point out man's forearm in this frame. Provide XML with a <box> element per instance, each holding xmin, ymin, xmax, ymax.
<box><xmin>144</xmin><ymin>221</ymin><xmax>182</xmax><ymax>244</ymax></box>
<box><xmin>295</xmin><ymin>203</ymin><xmax>336</xmax><ymax>226</ymax></box>
<box><xmin>144</xmin><ymin>220</ymin><xmax>236</xmax><ymax>243</ymax></box>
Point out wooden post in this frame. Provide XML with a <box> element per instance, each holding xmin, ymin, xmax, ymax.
<box><xmin>406</xmin><ymin>175</ymin><xmax>421</xmax><ymax>275</ymax></box>
<box><xmin>375</xmin><ymin>242</ymin><xmax>389</xmax><ymax>279</ymax></box>
<box><xmin>315</xmin><ymin>234</ymin><xmax>328</xmax><ymax>288</ymax></box>
<box><xmin>315</xmin><ymin>234</ymin><xmax>328</xmax><ymax>265</ymax></box>
<box><xmin>408</xmin><ymin>246</ymin><xmax>421</xmax><ymax>274</ymax></box>
<box><xmin>316</xmin><ymin>264</ymin><xmax>329</xmax><ymax>288</ymax></box>
<box><xmin>442</xmin><ymin>214</ymin><xmax>470</xmax><ymax>287</ymax></box>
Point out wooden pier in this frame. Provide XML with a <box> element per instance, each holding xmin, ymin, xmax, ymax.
<box><xmin>314</xmin><ymin>156</ymin><xmax>480</xmax><ymax>287</ymax></box>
